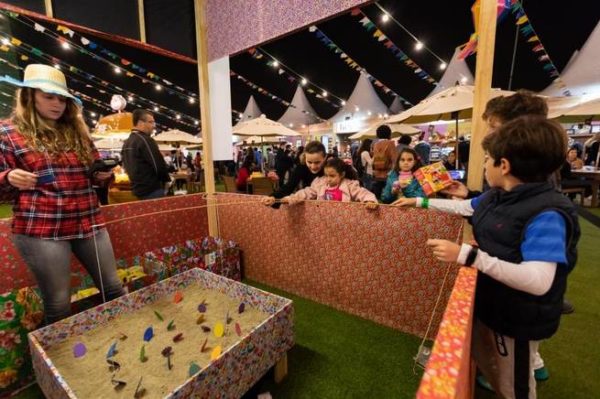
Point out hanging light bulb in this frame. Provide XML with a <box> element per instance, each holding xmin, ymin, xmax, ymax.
<box><xmin>415</xmin><ymin>41</ymin><xmax>424</xmax><ymax>51</ymax></box>
<box><xmin>155</xmin><ymin>84</ymin><xmax>162</xmax><ymax>91</ymax></box>
<box><xmin>153</xmin><ymin>106</ymin><xmax>159</xmax><ymax>112</ymax></box>
<box><xmin>195</xmin><ymin>120</ymin><xmax>199</xmax><ymax>125</ymax></box>
<box><xmin>381</xmin><ymin>13</ymin><xmax>389</xmax><ymax>23</ymax></box>
<box><xmin>341</xmin><ymin>100</ymin><xmax>346</xmax><ymax>106</ymax></box>
<box><xmin>189</xmin><ymin>97</ymin><xmax>195</xmax><ymax>104</ymax></box>
<box><xmin>90</xmin><ymin>112</ymin><xmax>96</xmax><ymax>117</ymax></box>
<box><xmin>289</xmin><ymin>123</ymin><xmax>294</xmax><ymax>127</ymax></box>
<box><xmin>54</xmin><ymin>64</ymin><xmax>61</xmax><ymax>70</ymax></box>
<box><xmin>61</xmin><ymin>41</ymin><xmax>70</xmax><ymax>50</ymax></box>
<box><xmin>272</xmin><ymin>60</ymin><xmax>279</xmax><ymax>67</ymax></box>
<box><xmin>127</xmin><ymin>95</ymin><xmax>133</xmax><ymax>102</ymax></box>
<box><xmin>322</xmin><ymin>90</ymin><xmax>328</xmax><ymax>97</ymax></box>
<box><xmin>301</xmin><ymin>78</ymin><xmax>307</xmax><ymax>85</ymax></box>
<box><xmin>114</xmin><ymin>67</ymin><xmax>121</xmax><ymax>74</ymax></box>
<box><xmin>367</xmin><ymin>111</ymin><xmax>372</xmax><ymax>116</ymax></box>
<box><xmin>384</xmin><ymin>113</ymin><xmax>389</xmax><ymax>118</ymax></box>
<box><xmin>355</xmin><ymin>106</ymin><xmax>360</xmax><ymax>112</ymax></box>
<box><xmin>439</xmin><ymin>62</ymin><xmax>447</xmax><ymax>70</ymax></box>
<box><xmin>1</xmin><ymin>38</ymin><xmax>10</xmax><ymax>46</ymax></box>
<box><xmin>176</xmin><ymin>114</ymin><xmax>181</xmax><ymax>120</ymax></box>
<box><xmin>460</xmin><ymin>76</ymin><xmax>468</xmax><ymax>84</ymax></box>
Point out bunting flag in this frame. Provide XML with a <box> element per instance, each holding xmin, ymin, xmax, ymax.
<box><xmin>509</xmin><ymin>0</ymin><xmax>570</xmax><ymax>95</ymax></box>
<box><xmin>457</xmin><ymin>0</ymin><xmax>512</xmax><ymax>60</ymax></box>
<box><xmin>246</xmin><ymin>47</ymin><xmax>342</xmax><ymax>111</ymax></box>
<box><xmin>0</xmin><ymin>35</ymin><xmax>200</xmax><ymax>128</ymax></box>
<box><xmin>307</xmin><ymin>25</ymin><xmax>413</xmax><ymax>105</ymax></box>
<box><xmin>351</xmin><ymin>8</ymin><xmax>437</xmax><ymax>85</ymax></box>
<box><xmin>230</xmin><ymin>70</ymin><xmax>326</xmax><ymax>122</ymax></box>
<box><xmin>1</xmin><ymin>11</ymin><xmax>198</xmax><ymax>102</ymax></box>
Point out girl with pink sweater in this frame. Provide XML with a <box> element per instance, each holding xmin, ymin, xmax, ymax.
<box><xmin>283</xmin><ymin>158</ymin><xmax>378</xmax><ymax>209</ymax></box>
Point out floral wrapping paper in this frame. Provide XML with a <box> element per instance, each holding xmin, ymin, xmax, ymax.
<box><xmin>215</xmin><ymin>194</ymin><xmax>464</xmax><ymax>338</ymax></box>
<box><xmin>0</xmin><ymin>288</ymin><xmax>43</xmax><ymax>394</ymax></box>
<box><xmin>29</xmin><ymin>269</ymin><xmax>294</xmax><ymax>399</ymax></box>
<box><xmin>416</xmin><ymin>267</ymin><xmax>477</xmax><ymax>399</ymax></box>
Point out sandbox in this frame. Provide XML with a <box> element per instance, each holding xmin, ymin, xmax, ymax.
<box><xmin>29</xmin><ymin>269</ymin><xmax>294</xmax><ymax>398</ymax></box>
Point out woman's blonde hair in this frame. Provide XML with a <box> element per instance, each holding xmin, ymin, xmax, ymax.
<box><xmin>12</xmin><ymin>88</ymin><xmax>94</xmax><ymax>165</ymax></box>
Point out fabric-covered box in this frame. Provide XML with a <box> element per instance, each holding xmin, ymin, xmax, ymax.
<box><xmin>29</xmin><ymin>268</ymin><xmax>294</xmax><ymax>398</ymax></box>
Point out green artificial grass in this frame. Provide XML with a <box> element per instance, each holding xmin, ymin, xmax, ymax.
<box><xmin>11</xmin><ymin>215</ymin><xmax>600</xmax><ymax>399</ymax></box>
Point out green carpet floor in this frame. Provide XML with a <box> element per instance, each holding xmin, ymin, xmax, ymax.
<box><xmin>9</xmin><ymin>215</ymin><xmax>600</xmax><ymax>399</ymax></box>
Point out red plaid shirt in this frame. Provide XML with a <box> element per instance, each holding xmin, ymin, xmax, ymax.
<box><xmin>0</xmin><ymin>120</ymin><xmax>105</xmax><ymax>240</ymax></box>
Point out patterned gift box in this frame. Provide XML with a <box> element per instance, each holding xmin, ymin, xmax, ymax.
<box><xmin>29</xmin><ymin>268</ymin><xmax>294</xmax><ymax>399</ymax></box>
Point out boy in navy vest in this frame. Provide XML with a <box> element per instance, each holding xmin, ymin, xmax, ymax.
<box><xmin>396</xmin><ymin>116</ymin><xmax>580</xmax><ymax>398</ymax></box>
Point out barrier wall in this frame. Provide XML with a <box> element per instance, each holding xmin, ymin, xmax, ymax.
<box><xmin>215</xmin><ymin>193</ymin><xmax>465</xmax><ymax>339</ymax></box>
<box><xmin>0</xmin><ymin>194</ymin><xmax>209</xmax><ymax>292</ymax></box>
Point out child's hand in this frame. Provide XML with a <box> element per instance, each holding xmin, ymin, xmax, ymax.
<box><xmin>261</xmin><ymin>196</ymin><xmax>276</xmax><ymax>206</ymax></box>
<box><xmin>399</xmin><ymin>181</ymin><xmax>409</xmax><ymax>189</ymax></box>
<box><xmin>426</xmin><ymin>239</ymin><xmax>460</xmax><ymax>263</ymax></box>
<box><xmin>364</xmin><ymin>201</ymin><xmax>379</xmax><ymax>210</ymax></box>
<box><xmin>282</xmin><ymin>196</ymin><xmax>303</xmax><ymax>205</ymax></box>
<box><xmin>441</xmin><ymin>181</ymin><xmax>468</xmax><ymax>199</ymax></box>
<box><xmin>391</xmin><ymin>186</ymin><xmax>400</xmax><ymax>194</ymax></box>
<box><xmin>391</xmin><ymin>198</ymin><xmax>417</xmax><ymax>207</ymax></box>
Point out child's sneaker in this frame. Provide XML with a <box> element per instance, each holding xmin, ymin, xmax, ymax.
<box><xmin>534</xmin><ymin>366</ymin><xmax>550</xmax><ymax>381</ymax></box>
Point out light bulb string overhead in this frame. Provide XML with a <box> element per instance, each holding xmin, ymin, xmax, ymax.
<box><xmin>1</xmin><ymin>10</ymin><xmax>198</xmax><ymax>102</ymax></box>
<box><xmin>373</xmin><ymin>1</ymin><xmax>448</xmax><ymax>65</ymax></box>
<box><xmin>0</xmin><ymin>34</ymin><xmax>200</xmax><ymax>128</ymax></box>
<box><xmin>308</xmin><ymin>24</ymin><xmax>413</xmax><ymax>106</ymax></box>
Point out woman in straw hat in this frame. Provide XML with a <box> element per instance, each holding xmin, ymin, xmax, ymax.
<box><xmin>0</xmin><ymin>64</ymin><xmax>125</xmax><ymax>324</ymax></box>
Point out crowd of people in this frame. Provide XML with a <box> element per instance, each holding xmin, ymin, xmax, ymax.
<box><xmin>0</xmin><ymin>64</ymin><xmax>589</xmax><ymax>399</ymax></box>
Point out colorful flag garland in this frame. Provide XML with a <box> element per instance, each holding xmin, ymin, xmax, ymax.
<box><xmin>510</xmin><ymin>0</ymin><xmax>570</xmax><ymax>95</ymax></box>
<box><xmin>457</xmin><ymin>0</ymin><xmax>512</xmax><ymax>60</ymax></box>
<box><xmin>308</xmin><ymin>25</ymin><xmax>413</xmax><ymax>105</ymax></box>
<box><xmin>350</xmin><ymin>8</ymin><xmax>437</xmax><ymax>85</ymax></box>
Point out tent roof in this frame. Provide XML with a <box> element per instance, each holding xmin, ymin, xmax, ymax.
<box><xmin>277</xmin><ymin>86</ymin><xmax>321</xmax><ymax>126</ymax></box>
<box><xmin>428</xmin><ymin>47</ymin><xmax>474</xmax><ymax>97</ymax></box>
<box><xmin>542</xmin><ymin>20</ymin><xmax>600</xmax><ymax>98</ymax></box>
<box><xmin>240</xmin><ymin>95</ymin><xmax>263</xmax><ymax>121</ymax></box>
<box><xmin>329</xmin><ymin>73</ymin><xmax>390</xmax><ymax>124</ymax></box>
<box><xmin>389</xmin><ymin>97</ymin><xmax>405</xmax><ymax>114</ymax></box>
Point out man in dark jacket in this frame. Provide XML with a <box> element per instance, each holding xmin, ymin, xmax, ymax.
<box><xmin>121</xmin><ymin>110</ymin><xmax>171</xmax><ymax>200</ymax></box>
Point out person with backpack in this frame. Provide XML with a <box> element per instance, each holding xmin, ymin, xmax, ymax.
<box><xmin>371</xmin><ymin>125</ymin><xmax>398</xmax><ymax>200</ymax></box>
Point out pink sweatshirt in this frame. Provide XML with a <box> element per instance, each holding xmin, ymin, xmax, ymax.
<box><xmin>289</xmin><ymin>176</ymin><xmax>377</xmax><ymax>203</ymax></box>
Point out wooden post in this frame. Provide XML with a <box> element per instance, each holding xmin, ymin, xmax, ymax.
<box><xmin>194</xmin><ymin>0</ymin><xmax>219</xmax><ymax>236</ymax></box>
<box><xmin>137</xmin><ymin>0</ymin><xmax>146</xmax><ymax>43</ymax></box>
<box><xmin>274</xmin><ymin>352</ymin><xmax>288</xmax><ymax>383</ymax></box>
<box><xmin>44</xmin><ymin>0</ymin><xmax>53</xmax><ymax>17</ymax></box>
<box><xmin>466</xmin><ymin>0</ymin><xmax>498</xmax><ymax>191</ymax></box>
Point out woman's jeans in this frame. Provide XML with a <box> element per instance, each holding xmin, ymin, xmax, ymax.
<box><xmin>13</xmin><ymin>229</ymin><xmax>125</xmax><ymax>324</ymax></box>
<box><xmin>362</xmin><ymin>174</ymin><xmax>373</xmax><ymax>191</ymax></box>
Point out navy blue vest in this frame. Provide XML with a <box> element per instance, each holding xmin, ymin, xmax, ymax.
<box><xmin>471</xmin><ymin>182</ymin><xmax>580</xmax><ymax>340</ymax></box>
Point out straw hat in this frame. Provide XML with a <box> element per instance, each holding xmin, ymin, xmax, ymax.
<box><xmin>0</xmin><ymin>64</ymin><xmax>82</xmax><ymax>106</ymax></box>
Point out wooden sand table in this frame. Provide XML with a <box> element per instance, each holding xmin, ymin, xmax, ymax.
<box><xmin>45</xmin><ymin>284</ymin><xmax>268</xmax><ymax>398</ymax></box>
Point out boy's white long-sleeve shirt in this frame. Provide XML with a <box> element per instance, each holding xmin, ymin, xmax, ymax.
<box><xmin>416</xmin><ymin>197</ymin><xmax>558</xmax><ymax>296</ymax></box>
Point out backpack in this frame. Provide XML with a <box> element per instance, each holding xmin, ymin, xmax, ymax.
<box><xmin>372</xmin><ymin>140</ymin><xmax>394</xmax><ymax>180</ymax></box>
<box><xmin>353</xmin><ymin>151</ymin><xmax>364</xmax><ymax>178</ymax></box>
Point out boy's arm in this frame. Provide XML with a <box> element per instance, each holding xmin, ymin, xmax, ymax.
<box><xmin>458</xmin><ymin>211</ymin><xmax>568</xmax><ymax>296</ymax></box>
<box><xmin>416</xmin><ymin>197</ymin><xmax>476</xmax><ymax>216</ymax></box>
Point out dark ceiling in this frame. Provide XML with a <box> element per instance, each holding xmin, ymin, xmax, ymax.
<box><xmin>0</xmin><ymin>0</ymin><xmax>598</xmax><ymax>132</ymax></box>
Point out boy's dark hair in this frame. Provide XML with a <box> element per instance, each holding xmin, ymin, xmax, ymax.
<box><xmin>376</xmin><ymin>125</ymin><xmax>392</xmax><ymax>139</ymax></box>
<box><xmin>482</xmin><ymin>90</ymin><xmax>548</xmax><ymax>123</ymax></box>
<box><xmin>325</xmin><ymin>157</ymin><xmax>358</xmax><ymax>181</ymax></box>
<box><xmin>398</xmin><ymin>134</ymin><xmax>412</xmax><ymax>145</ymax></box>
<box><xmin>132</xmin><ymin>109</ymin><xmax>153</xmax><ymax>126</ymax></box>
<box><xmin>482</xmin><ymin>115</ymin><xmax>567</xmax><ymax>183</ymax></box>
<box><xmin>393</xmin><ymin>148</ymin><xmax>423</xmax><ymax>173</ymax></box>
<box><xmin>304</xmin><ymin>140</ymin><xmax>326</xmax><ymax>155</ymax></box>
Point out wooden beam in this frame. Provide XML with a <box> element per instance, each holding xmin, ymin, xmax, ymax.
<box><xmin>137</xmin><ymin>0</ymin><xmax>146</xmax><ymax>43</ymax></box>
<box><xmin>467</xmin><ymin>0</ymin><xmax>498</xmax><ymax>191</ymax></box>
<box><xmin>194</xmin><ymin>0</ymin><xmax>218</xmax><ymax>236</ymax></box>
<box><xmin>44</xmin><ymin>0</ymin><xmax>53</xmax><ymax>18</ymax></box>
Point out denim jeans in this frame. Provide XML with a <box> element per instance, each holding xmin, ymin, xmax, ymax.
<box><xmin>362</xmin><ymin>174</ymin><xmax>373</xmax><ymax>191</ymax></box>
<box><xmin>13</xmin><ymin>229</ymin><xmax>125</xmax><ymax>324</ymax></box>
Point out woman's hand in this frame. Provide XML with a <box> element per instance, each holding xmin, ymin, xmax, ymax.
<box><xmin>7</xmin><ymin>169</ymin><xmax>38</xmax><ymax>190</ymax></box>
<box><xmin>364</xmin><ymin>201</ymin><xmax>379</xmax><ymax>210</ymax></box>
<box><xmin>391</xmin><ymin>198</ymin><xmax>417</xmax><ymax>207</ymax></box>
<box><xmin>93</xmin><ymin>171</ymin><xmax>114</xmax><ymax>187</ymax></box>
<box><xmin>261</xmin><ymin>196</ymin><xmax>276</xmax><ymax>206</ymax></box>
<box><xmin>426</xmin><ymin>239</ymin><xmax>460</xmax><ymax>263</ymax></box>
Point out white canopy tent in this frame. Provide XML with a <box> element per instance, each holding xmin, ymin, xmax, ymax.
<box><xmin>386</xmin><ymin>85</ymin><xmax>515</xmax><ymax>125</ymax></box>
<box><xmin>329</xmin><ymin>73</ymin><xmax>390</xmax><ymax>133</ymax></box>
<box><xmin>542</xmin><ymin>20</ymin><xmax>600</xmax><ymax>98</ymax></box>
<box><xmin>232</xmin><ymin>114</ymin><xmax>301</xmax><ymax>137</ymax></box>
<box><xmin>153</xmin><ymin>129</ymin><xmax>202</xmax><ymax>144</ymax></box>
<box><xmin>428</xmin><ymin>47</ymin><xmax>474</xmax><ymax>97</ymax></box>
<box><xmin>236</xmin><ymin>95</ymin><xmax>263</xmax><ymax>123</ymax></box>
<box><xmin>349</xmin><ymin>123</ymin><xmax>420</xmax><ymax>140</ymax></box>
<box><xmin>278</xmin><ymin>86</ymin><xmax>321</xmax><ymax>127</ymax></box>
<box><xmin>388</xmin><ymin>96</ymin><xmax>406</xmax><ymax>114</ymax></box>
